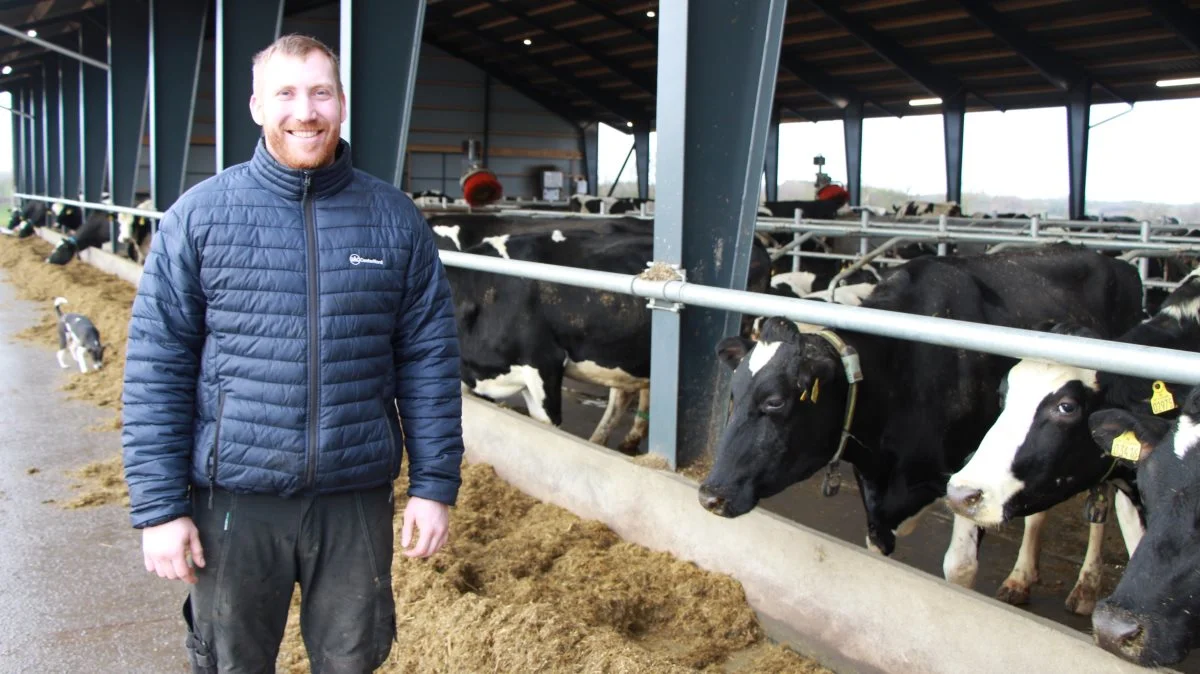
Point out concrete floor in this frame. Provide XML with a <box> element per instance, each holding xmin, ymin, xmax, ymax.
<box><xmin>0</xmin><ymin>275</ymin><xmax>187</xmax><ymax>673</ymax></box>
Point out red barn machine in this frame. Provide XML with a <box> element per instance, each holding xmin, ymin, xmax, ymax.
<box><xmin>459</xmin><ymin>138</ymin><xmax>503</xmax><ymax>207</ymax></box>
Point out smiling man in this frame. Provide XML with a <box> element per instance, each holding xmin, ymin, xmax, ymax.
<box><xmin>121</xmin><ymin>35</ymin><xmax>464</xmax><ymax>673</ymax></box>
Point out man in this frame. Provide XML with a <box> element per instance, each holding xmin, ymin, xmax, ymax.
<box><xmin>122</xmin><ymin>34</ymin><xmax>464</xmax><ymax>673</ymax></box>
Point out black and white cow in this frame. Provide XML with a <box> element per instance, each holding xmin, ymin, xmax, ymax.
<box><xmin>452</xmin><ymin>230</ymin><xmax>655</xmax><ymax>452</ymax></box>
<box><xmin>1088</xmin><ymin>390</ymin><xmax>1200</xmax><ymax>667</ymax></box>
<box><xmin>51</xmin><ymin>202</ymin><xmax>82</xmax><ymax>232</ymax></box>
<box><xmin>1</xmin><ymin>200</ymin><xmax>48</xmax><ymax>238</ymax></box>
<box><xmin>116</xmin><ymin>199</ymin><xmax>157</xmax><ymax>263</ymax></box>
<box><xmin>46</xmin><ymin>209</ymin><xmax>116</xmax><ymax>265</ymax></box>
<box><xmin>568</xmin><ymin>194</ymin><xmax>652</xmax><ymax>215</ymax></box>
<box><xmin>428</xmin><ymin>213</ymin><xmax>652</xmax><ymax>254</ymax></box>
<box><xmin>943</xmin><ymin>271</ymin><xmax>1200</xmax><ymax>613</ymax></box>
<box><xmin>700</xmin><ymin>245</ymin><xmax>1145</xmax><ymax>560</ymax></box>
<box><xmin>759</xmin><ymin>198</ymin><xmax>845</xmax><ymax>220</ymax></box>
<box><xmin>891</xmin><ymin>200</ymin><xmax>962</xmax><ymax>217</ymax></box>
<box><xmin>767</xmin><ymin>265</ymin><xmax>881</xmax><ymax>299</ymax></box>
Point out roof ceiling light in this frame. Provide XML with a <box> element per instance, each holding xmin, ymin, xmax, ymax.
<box><xmin>909</xmin><ymin>97</ymin><xmax>942</xmax><ymax>107</ymax></box>
<box><xmin>523</xmin><ymin>38</ymin><xmax>532</xmax><ymax>46</ymax></box>
<box><xmin>1</xmin><ymin>66</ymin><xmax>11</xmax><ymax>75</ymax></box>
<box><xmin>25</xmin><ymin>29</ymin><xmax>36</xmax><ymax>38</ymax></box>
<box><xmin>647</xmin><ymin>10</ymin><xmax>656</xmax><ymax>17</ymax></box>
<box><xmin>1157</xmin><ymin>77</ymin><xmax>1200</xmax><ymax>88</ymax></box>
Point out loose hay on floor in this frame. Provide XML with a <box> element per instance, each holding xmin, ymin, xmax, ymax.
<box><xmin>1</xmin><ymin>233</ymin><xmax>833</xmax><ymax>673</ymax></box>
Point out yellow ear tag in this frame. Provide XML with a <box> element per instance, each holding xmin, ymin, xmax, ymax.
<box><xmin>799</xmin><ymin>389</ymin><xmax>808</xmax><ymax>402</ymax></box>
<box><xmin>1151</xmin><ymin>381</ymin><xmax>1177</xmax><ymax>415</ymax></box>
<box><xmin>1110</xmin><ymin>431</ymin><xmax>1142</xmax><ymax>462</ymax></box>
<box><xmin>810</xmin><ymin>378</ymin><xmax>820</xmax><ymax>403</ymax></box>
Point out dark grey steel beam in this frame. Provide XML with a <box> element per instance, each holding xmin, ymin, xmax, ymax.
<box><xmin>423</xmin><ymin>34</ymin><xmax>585</xmax><ymax>127</ymax></box>
<box><xmin>957</xmin><ymin>1</ymin><xmax>1129</xmax><ymax>105</ymax></box>
<box><xmin>483</xmin><ymin>0</ymin><xmax>656</xmax><ymax>96</ymax></box>
<box><xmin>30</xmin><ymin>72</ymin><xmax>43</xmax><ymax>194</ymax></box>
<box><xmin>11</xmin><ymin>85</ymin><xmax>23</xmax><ymax>193</ymax></box>
<box><xmin>482</xmin><ymin>73</ymin><xmax>491</xmax><ymax>164</ymax></box>
<box><xmin>579</xmin><ymin>122</ymin><xmax>598</xmax><ymax>196</ymax></box>
<box><xmin>43</xmin><ymin>55</ymin><xmax>61</xmax><ymax>196</ymax></box>
<box><xmin>1067</xmin><ymin>79</ymin><xmax>1090</xmax><ymax>220</ymax></box>
<box><xmin>60</xmin><ymin>39</ymin><xmax>81</xmax><ymax>200</ymax></box>
<box><xmin>634</xmin><ymin>125</ymin><xmax>649</xmax><ymax>199</ymax></box>
<box><xmin>0</xmin><ymin>23</ymin><xmax>108</xmax><ymax>71</ymax></box>
<box><xmin>1148</xmin><ymin>0</ymin><xmax>1200</xmax><ymax>55</ymax></box>
<box><xmin>943</xmin><ymin>93</ymin><xmax>965</xmax><ymax>204</ymax></box>
<box><xmin>764</xmin><ymin>105</ymin><xmax>779</xmax><ymax>202</ymax></box>
<box><xmin>149</xmin><ymin>0</ymin><xmax>207</xmax><ymax>210</ymax></box>
<box><xmin>650</xmin><ymin>0</ymin><xmax>787</xmax><ymax>468</ymax></box>
<box><xmin>573</xmin><ymin>0</ymin><xmax>656</xmax><ymax>43</ymax></box>
<box><xmin>844</xmin><ymin>98</ymin><xmax>863</xmax><ymax>206</ymax></box>
<box><xmin>80</xmin><ymin>17</ymin><xmax>106</xmax><ymax>202</ymax></box>
<box><xmin>807</xmin><ymin>0</ymin><xmax>995</xmax><ymax>109</ymax></box>
<box><xmin>108</xmin><ymin>0</ymin><xmax>148</xmax><ymax>207</ymax></box>
<box><xmin>343</xmin><ymin>0</ymin><xmax>424</xmax><ymax>185</ymax></box>
<box><xmin>424</xmin><ymin>5</ymin><xmax>647</xmax><ymax>125</ymax></box>
<box><xmin>215</xmin><ymin>0</ymin><xmax>284</xmax><ymax>171</ymax></box>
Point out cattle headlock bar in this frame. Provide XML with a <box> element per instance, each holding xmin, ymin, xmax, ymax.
<box><xmin>439</xmin><ymin>249</ymin><xmax>1200</xmax><ymax>386</ymax></box>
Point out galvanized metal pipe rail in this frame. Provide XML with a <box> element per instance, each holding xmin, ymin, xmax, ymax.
<box><xmin>440</xmin><ymin>249</ymin><xmax>1200</xmax><ymax>384</ymax></box>
<box><xmin>14</xmin><ymin>193</ymin><xmax>161</xmax><ymax>220</ymax></box>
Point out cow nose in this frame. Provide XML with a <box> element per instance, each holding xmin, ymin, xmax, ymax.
<box><xmin>945</xmin><ymin>484</ymin><xmax>984</xmax><ymax>514</ymax></box>
<box><xmin>698</xmin><ymin>485</ymin><xmax>726</xmax><ymax>515</ymax></box>
<box><xmin>1094</xmin><ymin>607</ymin><xmax>1145</xmax><ymax>657</ymax></box>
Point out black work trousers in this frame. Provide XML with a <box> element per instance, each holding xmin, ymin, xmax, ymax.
<box><xmin>182</xmin><ymin>485</ymin><xmax>396</xmax><ymax>674</ymax></box>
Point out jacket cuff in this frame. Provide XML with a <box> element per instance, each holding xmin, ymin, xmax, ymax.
<box><xmin>131</xmin><ymin>506</ymin><xmax>192</xmax><ymax>529</ymax></box>
<box><xmin>406</xmin><ymin>482</ymin><xmax>459</xmax><ymax>508</ymax></box>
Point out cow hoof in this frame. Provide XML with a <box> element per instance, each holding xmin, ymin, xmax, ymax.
<box><xmin>616</xmin><ymin>438</ymin><xmax>642</xmax><ymax>455</ymax></box>
<box><xmin>944</xmin><ymin>564</ymin><xmax>978</xmax><ymax>589</ymax></box>
<box><xmin>995</xmin><ymin>581</ymin><xmax>1031</xmax><ymax>606</ymax></box>
<box><xmin>1065</xmin><ymin>586</ymin><xmax>1098</xmax><ymax>616</ymax></box>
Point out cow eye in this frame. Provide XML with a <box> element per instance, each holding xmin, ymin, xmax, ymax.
<box><xmin>762</xmin><ymin>397</ymin><xmax>785</xmax><ymax>412</ymax></box>
<box><xmin>1056</xmin><ymin>401</ymin><xmax>1078</xmax><ymax>415</ymax></box>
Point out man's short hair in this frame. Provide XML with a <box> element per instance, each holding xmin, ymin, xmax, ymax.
<box><xmin>252</xmin><ymin>34</ymin><xmax>342</xmax><ymax>96</ymax></box>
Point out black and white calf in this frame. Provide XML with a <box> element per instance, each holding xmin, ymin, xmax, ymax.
<box><xmin>54</xmin><ymin>297</ymin><xmax>105</xmax><ymax>372</ymax></box>
<box><xmin>700</xmin><ymin>245</ymin><xmax>1144</xmax><ymax>561</ymax></box>
<box><xmin>944</xmin><ymin>271</ymin><xmax>1200</xmax><ymax>613</ymax></box>
<box><xmin>1088</xmin><ymin>390</ymin><xmax>1200</xmax><ymax>667</ymax></box>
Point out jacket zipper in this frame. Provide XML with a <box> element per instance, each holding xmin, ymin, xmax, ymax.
<box><xmin>208</xmin><ymin>390</ymin><xmax>226</xmax><ymax>509</ymax></box>
<box><xmin>303</xmin><ymin>172</ymin><xmax>320</xmax><ymax>489</ymax></box>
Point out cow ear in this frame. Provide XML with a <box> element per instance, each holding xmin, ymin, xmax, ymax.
<box><xmin>1089</xmin><ymin>409</ymin><xmax>1169</xmax><ymax>462</ymax></box>
<box><xmin>457</xmin><ymin>301</ymin><xmax>480</xmax><ymax>332</ymax></box>
<box><xmin>716</xmin><ymin>336</ymin><xmax>753</xmax><ymax>370</ymax></box>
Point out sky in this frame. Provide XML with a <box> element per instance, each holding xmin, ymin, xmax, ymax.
<box><xmin>597</xmin><ymin>97</ymin><xmax>1200</xmax><ymax>205</ymax></box>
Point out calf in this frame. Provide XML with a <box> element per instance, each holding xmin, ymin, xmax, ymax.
<box><xmin>945</xmin><ymin>272</ymin><xmax>1200</xmax><ymax>611</ymax></box>
<box><xmin>1088</xmin><ymin>391</ymin><xmax>1200</xmax><ymax>667</ymax></box>
<box><xmin>700</xmin><ymin>245</ymin><xmax>1144</xmax><ymax>561</ymax></box>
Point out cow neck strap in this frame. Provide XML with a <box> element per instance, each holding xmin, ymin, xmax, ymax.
<box><xmin>815</xmin><ymin>329</ymin><xmax>864</xmax><ymax>497</ymax></box>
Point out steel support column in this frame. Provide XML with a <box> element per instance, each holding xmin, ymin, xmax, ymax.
<box><xmin>31</xmin><ymin>73</ymin><xmax>43</xmax><ymax>194</ymax></box>
<box><xmin>634</xmin><ymin>125</ymin><xmax>650</xmax><ymax>200</ymax></box>
<box><xmin>943</xmin><ymin>93</ymin><xmax>965</xmax><ymax>204</ymax></box>
<box><xmin>843</xmin><ymin>98</ymin><xmax>863</xmax><ymax>206</ymax></box>
<box><xmin>342</xmin><ymin>0</ymin><xmax>424</xmax><ymax>184</ymax></box>
<box><xmin>216</xmin><ymin>0</ymin><xmax>284</xmax><ymax>171</ymax></box>
<box><xmin>764</xmin><ymin>105</ymin><xmax>780</xmax><ymax>202</ymax></box>
<box><xmin>651</xmin><ymin>0</ymin><xmax>787</xmax><ymax>468</ymax></box>
<box><xmin>150</xmin><ymin>0</ymin><xmax>207</xmax><ymax>210</ymax></box>
<box><xmin>1067</xmin><ymin>79</ymin><xmax>1091</xmax><ymax>220</ymax></box>
<box><xmin>108</xmin><ymin>0</ymin><xmax>148</xmax><ymax>207</ymax></box>
<box><xmin>60</xmin><ymin>44</ymin><xmax>81</xmax><ymax>200</ymax></box>
<box><xmin>11</xmin><ymin>86</ymin><xmax>23</xmax><ymax>194</ymax></box>
<box><xmin>482</xmin><ymin>73</ymin><xmax>491</xmax><ymax>164</ymax></box>
<box><xmin>579</xmin><ymin>122</ymin><xmax>599</xmax><ymax>196</ymax></box>
<box><xmin>43</xmin><ymin>57</ymin><xmax>62</xmax><ymax>196</ymax></box>
<box><xmin>81</xmin><ymin>17</ymin><xmax>107</xmax><ymax>202</ymax></box>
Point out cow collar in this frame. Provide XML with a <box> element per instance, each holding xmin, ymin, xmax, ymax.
<box><xmin>813</xmin><ymin>329</ymin><xmax>864</xmax><ymax>497</ymax></box>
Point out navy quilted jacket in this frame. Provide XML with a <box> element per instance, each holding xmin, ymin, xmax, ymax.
<box><xmin>122</xmin><ymin>139</ymin><xmax>464</xmax><ymax>528</ymax></box>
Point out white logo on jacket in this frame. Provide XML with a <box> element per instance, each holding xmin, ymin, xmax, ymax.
<box><xmin>348</xmin><ymin>253</ymin><xmax>384</xmax><ymax>266</ymax></box>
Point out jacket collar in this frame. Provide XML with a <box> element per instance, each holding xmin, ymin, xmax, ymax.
<box><xmin>248</xmin><ymin>137</ymin><xmax>355</xmax><ymax>200</ymax></box>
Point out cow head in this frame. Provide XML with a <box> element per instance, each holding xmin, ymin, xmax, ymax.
<box><xmin>45</xmin><ymin>237</ymin><xmax>79</xmax><ymax>265</ymax></box>
<box><xmin>945</xmin><ymin>324</ymin><xmax>1108</xmax><ymax>525</ymax></box>
<box><xmin>1089</xmin><ymin>391</ymin><xmax>1200</xmax><ymax>667</ymax></box>
<box><xmin>700</xmin><ymin>317</ymin><xmax>848</xmax><ymax>518</ymax></box>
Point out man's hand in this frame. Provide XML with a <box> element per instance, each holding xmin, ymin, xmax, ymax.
<box><xmin>401</xmin><ymin>496</ymin><xmax>450</xmax><ymax>558</ymax></box>
<box><xmin>143</xmin><ymin>516</ymin><xmax>206</xmax><ymax>583</ymax></box>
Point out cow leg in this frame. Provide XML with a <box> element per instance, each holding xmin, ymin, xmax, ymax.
<box><xmin>853</xmin><ymin>468</ymin><xmax>895</xmax><ymax>555</ymax></box>
<box><xmin>1114</xmin><ymin>488</ymin><xmax>1144</xmax><ymax>556</ymax></box>
<box><xmin>943</xmin><ymin>514</ymin><xmax>983</xmax><ymax>588</ymax></box>
<box><xmin>520</xmin><ymin>365</ymin><xmax>561</xmax><ymax>425</ymax></box>
<box><xmin>995</xmin><ymin>510</ymin><xmax>1047</xmax><ymax>606</ymax></box>
<box><xmin>589</xmin><ymin>388</ymin><xmax>631</xmax><ymax>446</ymax></box>
<box><xmin>617</xmin><ymin>387</ymin><xmax>650</xmax><ymax>455</ymax></box>
<box><xmin>1065</xmin><ymin>517</ymin><xmax>1107</xmax><ymax>615</ymax></box>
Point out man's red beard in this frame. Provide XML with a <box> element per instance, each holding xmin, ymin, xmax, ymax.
<box><xmin>264</xmin><ymin>123</ymin><xmax>339</xmax><ymax>170</ymax></box>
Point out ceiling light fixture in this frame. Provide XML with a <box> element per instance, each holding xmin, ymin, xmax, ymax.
<box><xmin>1156</xmin><ymin>77</ymin><xmax>1200</xmax><ymax>88</ymax></box>
<box><xmin>647</xmin><ymin>10</ymin><xmax>656</xmax><ymax>18</ymax></box>
<box><xmin>1</xmin><ymin>66</ymin><xmax>11</xmax><ymax>75</ymax></box>
<box><xmin>523</xmin><ymin>38</ymin><xmax>532</xmax><ymax>46</ymax></box>
<box><xmin>909</xmin><ymin>97</ymin><xmax>942</xmax><ymax>106</ymax></box>
<box><xmin>26</xmin><ymin>29</ymin><xmax>36</xmax><ymax>38</ymax></box>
